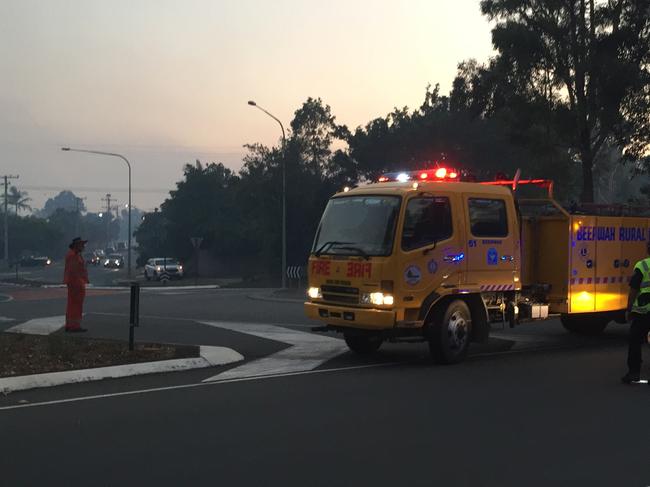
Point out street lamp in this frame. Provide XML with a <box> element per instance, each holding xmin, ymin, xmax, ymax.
<box><xmin>61</xmin><ymin>147</ymin><xmax>133</xmax><ymax>278</ymax></box>
<box><xmin>248</xmin><ymin>100</ymin><xmax>287</xmax><ymax>288</ymax></box>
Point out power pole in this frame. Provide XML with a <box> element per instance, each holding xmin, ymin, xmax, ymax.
<box><xmin>101</xmin><ymin>193</ymin><xmax>114</xmax><ymax>247</ymax></box>
<box><xmin>2</xmin><ymin>174</ymin><xmax>19</xmax><ymax>265</ymax></box>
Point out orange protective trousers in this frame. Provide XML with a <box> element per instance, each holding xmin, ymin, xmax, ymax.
<box><xmin>65</xmin><ymin>285</ymin><xmax>86</xmax><ymax>330</ymax></box>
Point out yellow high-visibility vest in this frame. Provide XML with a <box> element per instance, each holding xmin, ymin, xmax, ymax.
<box><xmin>632</xmin><ymin>257</ymin><xmax>650</xmax><ymax>314</ymax></box>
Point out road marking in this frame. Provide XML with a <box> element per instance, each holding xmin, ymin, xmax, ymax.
<box><xmin>0</xmin><ymin>340</ymin><xmax>618</xmax><ymax>412</ymax></box>
<box><xmin>200</xmin><ymin>321</ymin><xmax>349</xmax><ymax>381</ymax></box>
<box><xmin>0</xmin><ymin>361</ymin><xmax>401</xmax><ymax>412</ymax></box>
<box><xmin>5</xmin><ymin>316</ymin><xmax>65</xmax><ymax>335</ymax></box>
<box><xmin>0</xmin><ymin>294</ymin><xmax>13</xmax><ymax>303</ymax></box>
<box><xmin>0</xmin><ymin>316</ymin><xmax>15</xmax><ymax>322</ymax></box>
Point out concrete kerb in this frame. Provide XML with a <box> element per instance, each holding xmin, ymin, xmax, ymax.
<box><xmin>0</xmin><ymin>346</ymin><xmax>244</xmax><ymax>394</ymax></box>
<box><xmin>247</xmin><ymin>291</ymin><xmax>305</xmax><ymax>304</ymax></box>
<box><xmin>40</xmin><ymin>284</ymin><xmax>223</xmax><ymax>291</ymax></box>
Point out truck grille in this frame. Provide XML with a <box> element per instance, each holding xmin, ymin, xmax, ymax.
<box><xmin>321</xmin><ymin>285</ymin><xmax>359</xmax><ymax>305</ymax></box>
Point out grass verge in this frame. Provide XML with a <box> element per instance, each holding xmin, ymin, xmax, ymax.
<box><xmin>0</xmin><ymin>332</ymin><xmax>198</xmax><ymax>378</ymax></box>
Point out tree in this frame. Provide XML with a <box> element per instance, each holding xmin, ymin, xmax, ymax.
<box><xmin>345</xmin><ymin>83</ymin><xmax>552</xmax><ymax>191</ymax></box>
<box><xmin>37</xmin><ymin>190</ymin><xmax>86</xmax><ymax>217</ymax></box>
<box><xmin>161</xmin><ymin>160</ymin><xmax>240</xmax><ymax>261</ymax></box>
<box><xmin>134</xmin><ymin>209</ymin><xmax>170</xmax><ymax>266</ymax></box>
<box><xmin>3</xmin><ymin>186</ymin><xmax>32</xmax><ymax>214</ymax></box>
<box><xmin>0</xmin><ymin>215</ymin><xmax>65</xmax><ymax>259</ymax></box>
<box><xmin>479</xmin><ymin>0</ymin><xmax>650</xmax><ymax>202</ymax></box>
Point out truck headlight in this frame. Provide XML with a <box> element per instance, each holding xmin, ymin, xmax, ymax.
<box><xmin>307</xmin><ymin>287</ymin><xmax>322</xmax><ymax>299</ymax></box>
<box><xmin>361</xmin><ymin>292</ymin><xmax>394</xmax><ymax>306</ymax></box>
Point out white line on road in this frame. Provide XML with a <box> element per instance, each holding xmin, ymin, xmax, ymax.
<box><xmin>0</xmin><ymin>341</ymin><xmax>604</xmax><ymax>412</ymax></box>
<box><xmin>199</xmin><ymin>321</ymin><xmax>349</xmax><ymax>381</ymax></box>
<box><xmin>0</xmin><ymin>361</ymin><xmax>402</xmax><ymax>412</ymax></box>
<box><xmin>5</xmin><ymin>316</ymin><xmax>65</xmax><ymax>335</ymax></box>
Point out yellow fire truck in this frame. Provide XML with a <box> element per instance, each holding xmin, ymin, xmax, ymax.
<box><xmin>304</xmin><ymin>168</ymin><xmax>650</xmax><ymax>363</ymax></box>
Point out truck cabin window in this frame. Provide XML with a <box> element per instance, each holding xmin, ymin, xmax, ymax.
<box><xmin>312</xmin><ymin>196</ymin><xmax>401</xmax><ymax>257</ymax></box>
<box><xmin>402</xmin><ymin>197</ymin><xmax>453</xmax><ymax>251</ymax></box>
<box><xmin>468</xmin><ymin>198</ymin><xmax>508</xmax><ymax>237</ymax></box>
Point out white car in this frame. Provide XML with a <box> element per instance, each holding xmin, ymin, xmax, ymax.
<box><xmin>144</xmin><ymin>258</ymin><xmax>184</xmax><ymax>281</ymax></box>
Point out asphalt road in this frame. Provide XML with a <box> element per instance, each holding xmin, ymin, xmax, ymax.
<box><xmin>0</xmin><ymin>286</ymin><xmax>648</xmax><ymax>486</ymax></box>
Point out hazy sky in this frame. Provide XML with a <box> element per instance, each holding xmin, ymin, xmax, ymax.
<box><xmin>0</xmin><ymin>0</ymin><xmax>494</xmax><ymax>212</ymax></box>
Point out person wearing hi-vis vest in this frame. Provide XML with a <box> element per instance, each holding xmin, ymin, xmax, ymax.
<box><xmin>622</xmin><ymin>242</ymin><xmax>650</xmax><ymax>383</ymax></box>
<box><xmin>64</xmin><ymin>237</ymin><xmax>90</xmax><ymax>332</ymax></box>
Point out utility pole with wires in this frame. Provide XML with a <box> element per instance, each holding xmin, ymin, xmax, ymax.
<box><xmin>2</xmin><ymin>174</ymin><xmax>19</xmax><ymax>265</ymax></box>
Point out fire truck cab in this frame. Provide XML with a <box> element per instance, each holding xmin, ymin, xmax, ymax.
<box><xmin>304</xmin><ymin>168</ymin><xmax>649</xmax><ymax>364</ymax></box>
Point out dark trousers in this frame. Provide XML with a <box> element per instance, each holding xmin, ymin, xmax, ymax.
<box><xmin>627</xmin><ymin>314</ymin><xmax>650</xmax><ymax>373</ymax></box>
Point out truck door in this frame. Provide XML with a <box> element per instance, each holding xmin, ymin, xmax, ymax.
<box><xmin>397</xmin><ymin>193</ymin><xmax>462</xmax><ymax>299</ymax></box>
<box><xmin>462</xmin><ymin>194</ymin><xmax>518</xmax><ymax>291</ymax></box>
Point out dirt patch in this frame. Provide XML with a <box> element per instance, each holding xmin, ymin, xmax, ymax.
<box><xmin>0</xmin><ymin>333</ymin><xmax>198</xmax><ymax>378</ymax></box>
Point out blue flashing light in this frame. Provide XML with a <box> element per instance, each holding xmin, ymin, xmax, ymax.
<box><xmin>448</xmin><ymin>253</ymin><xmax>464</xmax><ymax>263</ymax></box>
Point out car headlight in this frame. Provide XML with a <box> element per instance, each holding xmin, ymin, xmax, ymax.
<box><xmin>361</xmin><ymin>292</ymin><xmax>394</xmax><ymax>306</ymax></box>
<box><xmin>156</xmin><ymin>266</ymin><xmax>162</xmax><ymax>271</ymax></box>
<box><xmin>307</xmin><ymin>287</ymin><xmax>322</xmax><ymax>299</ymax></box>
<box><xmin>46</xmin><ymin>259</ymin><xmax>51</xmax><ymax>265</ymax></box>
<box><xmin>179</xmin><ymin>265</ymin><xmax>183</xmax><ymax>271</ymax></box>
<box><xmin>104</xmin><ymin>260</ymin><xmax>109</xmax><ymax>265</ymax></box>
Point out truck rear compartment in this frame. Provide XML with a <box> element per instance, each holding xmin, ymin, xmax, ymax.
<box><xmin>521</xmin><ymin>210</ymin><xmax>649</xmax><ymax>315</ymax></box>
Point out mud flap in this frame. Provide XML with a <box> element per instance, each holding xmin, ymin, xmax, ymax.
<box><xmin>467</xmin><ymin>294</ymin><xmax>490</xmax><ymax>343</ymax></box>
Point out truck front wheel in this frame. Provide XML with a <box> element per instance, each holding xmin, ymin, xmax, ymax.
<box><xmin>343</xmin><ymin>333</ymin><xmax>383</xmax><ymax>354</ymax></box>
<box><xmin>428</xmin><ymin>300</ymin><xmax>471</xmax><ymax>364</ymax></box>
<box><xmin>560</xmin><ymin>313</ymin><xmax>609</xmax><ymax>335</ymax></box>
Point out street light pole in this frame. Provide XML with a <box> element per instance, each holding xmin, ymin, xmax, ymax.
<box><xmin>248</xmin><ymin>100</ymin><xmax>287</xmax><ymax>289</ymax></box>
<box><xmin>61</xmin><ymin>147</ymin><xmax>132</xmax><ymax>279</ymax></box>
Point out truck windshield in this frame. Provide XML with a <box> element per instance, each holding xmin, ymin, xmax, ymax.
<box><xmin>312</xmin><ymin>195</ymin><xmax>401</xmax><ymax>257</ymax></box>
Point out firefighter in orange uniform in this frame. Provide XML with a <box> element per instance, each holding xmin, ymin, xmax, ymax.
<box><xmin>64</xmin><ymin>237</ymin><xmax>89</xmax><ymax>332</ymax></box>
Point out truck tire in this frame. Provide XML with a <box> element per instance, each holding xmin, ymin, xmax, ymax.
<box><xmin>560</xmin><ymin>314</ymin><xmax>609</xmax><ymax>335</ymax></box>
<box><xmin>428</xmin><ymin>300</ymin><xmax>471</xmax><ymax>364</ymax></box>
<box><xmin>343</xmin><ymin>333</ymin><xmax>383</xmax><ymax>354</ymax></box>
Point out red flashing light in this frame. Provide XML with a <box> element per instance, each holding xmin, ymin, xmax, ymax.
<box><xmin>376</xmin><ymin>167</ymin><xmax>460</xmax><ymax>183</ymax></box>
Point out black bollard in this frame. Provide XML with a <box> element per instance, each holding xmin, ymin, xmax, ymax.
<box><xmin>129</xmin><ymin>281</ymin><xmax>140</xmax><ymax>351</ymax></box>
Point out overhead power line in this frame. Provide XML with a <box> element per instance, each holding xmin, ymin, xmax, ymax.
<box><xmin>20</xmin><ymin>185</ymin><xmax>170</xmax><ymax>194</ymax></box>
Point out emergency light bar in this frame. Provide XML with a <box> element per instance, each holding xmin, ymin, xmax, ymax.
<box><xmin>377</xmin><ymin>168</ymin><xmax>459</xmax><ymax>183</ymax></box>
